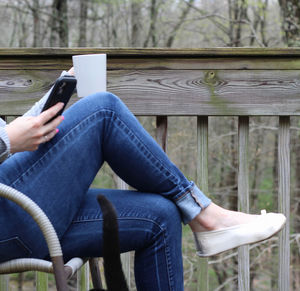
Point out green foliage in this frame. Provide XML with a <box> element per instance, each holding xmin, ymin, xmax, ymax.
<box><xmin>257</xmin><ymin>171</ymin><xmax>275</xmax><ymax>211</ymax></box>
<box><xmin>92</xmin><ymin>163</ymin><xmax>116</xmax><ymax>189</ymax></box>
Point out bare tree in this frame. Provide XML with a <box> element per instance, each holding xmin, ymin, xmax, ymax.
<box><xmin>227</xmin><ymin>0</ymin><xmax>248</xmax><ymax>46</ymax></box>
<box><xmin>143</xmin><ymin>0</ymin><xmax>159</xmax><ymax>47</ymax></box>
<box><xmin>131</xmin><ymin>0</ymin><xmax>143</xmax><ymax>46</ymax></box>
<box><xmin>165</xmin><ymin>0</ymin><xmax>195</xmax><ymax>47</ymax></box>
<box><xmin>249</xmin><ymin>0</ymin><xmax>269</xmax><ymax>46</ymax></box>
<box><xmin>78</xmin><ymin>0</ymin><xmax>88</xmax><ymax>47</ymax></box>
<box><xmin>278</xmin><ymin>0</ymin><xmax>300</xmax><ymax>46</ymax></box>
<box><xmin>31</xmin><ymin>0</ymin><xmax>41</xmax><ymax>46</ymax></box>
<box><xmin>50</xmin><ymin>0</ymin><xmax>68</xmax><ymax>47</ymax></box>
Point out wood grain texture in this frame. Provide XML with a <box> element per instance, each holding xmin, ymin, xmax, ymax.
<box><xmin>0</xmin><ymin>275</ymin><xmax>8</xmax><ymax>291</ymax></box>
<box><xmin>77</xmin><ymin>263</ymin><xmax>89</xmax><ymax>291</ymax></box>
<box><xmin>238</xmin><ymin>117</ymin><xmax>250</xmax><ymax>291</ymax></box>
<box><xmin>36</xmin><ymin>272</ymin><xmax>48</xmax><ymax>291</ymax></box>
<box><xmin>278</xmin><ymin>116</ymin><xmax>290</xmax><ymax>291</ymax></box>
<box><xmin>1</xmin><ymin>48</ymin><xmax>300</xmax><ymax>72</ymax></box>
<box><xmin>1</xmin><ymin>56</ymin><xmax>300</xmax><ymax>71</ymax></box>
<box><xmin>1</xmin><ymin>47</ymin><xmax>300</xmax><ymax>57</ymax></box>
<box><xmin>108</xmin><ymin>69</ymin><xmax>300</xmax><ymax>116</ymax></box>
<box><xmin>117</xmin><ymin>179</ymin><xmax>131</xmax><ymax>286</ymax></box>
<box><xmin>156</xmin><ymin>116</ymin><xmax>168</xmax><ymax>152</ymax></box>
<box><xmin>2</xmin><ymin>69</ymin><xmax>300</xmax><ymax>116</ymax></box>
<box><xmin>196</xmin><ymin>116</ymin><xmax>209</xmax><ymax>291</ymax></box>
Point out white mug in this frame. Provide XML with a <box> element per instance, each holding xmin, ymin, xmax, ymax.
<box><xmin>72</xmin><ymin>54</ymin><xmax>107</xmax><ymax>97</ymax></box>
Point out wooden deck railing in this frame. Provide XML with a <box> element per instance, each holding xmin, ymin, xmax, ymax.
<box><xmin>0</xmin><ymin>48</ymin><xmax>297</xmax><ymax>290</ymax></box>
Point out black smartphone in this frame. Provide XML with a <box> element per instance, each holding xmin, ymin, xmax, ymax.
<box><xmin>42</xmin><ymin>75</ymin><xmax>77</xmax><ymax>122</ymax></box>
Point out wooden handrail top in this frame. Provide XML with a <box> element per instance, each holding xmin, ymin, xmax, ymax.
<box><xmin>1</xmin><ymin>47</ymin><xmax>300</xmax><ymax>57</ymax></box>
<box><xmin>1</xmin><ymin>48</ymin><xmax>300</xmax><ymax>117</ymax></box>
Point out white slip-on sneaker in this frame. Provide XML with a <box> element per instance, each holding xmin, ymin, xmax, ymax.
<box><xmin>194</xmin><ymin>210</ymin><xmax>286</xmax><ymax>257</ymax></box>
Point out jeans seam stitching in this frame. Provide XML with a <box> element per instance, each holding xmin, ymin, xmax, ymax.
<box><xmin>112</xmin><ymin>114</ymin><xmax>181</xmax><ymax>188</ymax></box>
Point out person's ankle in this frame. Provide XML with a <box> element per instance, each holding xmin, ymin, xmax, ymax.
<box><xmin>189</xmin><ymin>203</ymin><xmax>221</xmax><ymax>232</ymax></box>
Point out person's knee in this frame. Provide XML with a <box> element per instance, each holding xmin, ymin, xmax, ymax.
<box><xmin>87</xmin><ymin>91</ymin><xmax>122</xmax><ymax>111</ymax></box>
<box><xmin>151</xmin><ymin>196</ymin><xmax>182</xmax><ymax>233</ymax></box>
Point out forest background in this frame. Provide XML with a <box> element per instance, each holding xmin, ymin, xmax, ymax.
<box><xmin>0</xmin><ymin>0</ymin><xmax>299</xmax><ymax>290</ymax></box>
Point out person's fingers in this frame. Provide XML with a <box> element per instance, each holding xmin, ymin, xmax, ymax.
<box><xmin>40</xmin><ymin>128</ymin><xmax>59</xmax><ymax>144</ymax></box>
<box><xmin>42</xmin><ymin>114</ymin><xmax>64</xmax><ymax>134</ymax></box>
<box><xmin>68</xmin><ymin>67</ymin><xmax>75</xmax><ymax>76</ymax></box>
<box><xmin>39</xmin><ymin>102</ymin><xmax>64</xmax><ymax>125</ymax></box>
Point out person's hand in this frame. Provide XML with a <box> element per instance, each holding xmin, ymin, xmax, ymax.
<box><xmin>5</xmin><ymin>103</ymin><xmax>65</xmax><ymax>153</ymax></box>
<box><xmin>68</xmin><ymin>67</ymin><xmax>75</xmax><ymax>76</ymax></box>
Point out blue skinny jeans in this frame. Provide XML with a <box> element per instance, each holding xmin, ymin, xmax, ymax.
<box><xmin>0</xmin><ymin>93</ymin><xmax>211</xmax><ymax>291</ymax></box>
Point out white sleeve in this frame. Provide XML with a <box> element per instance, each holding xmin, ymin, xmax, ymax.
<box><xmin>0</xmin><ymin>125</ymin><xmax>10</xmax><ymax>163</ymax></box>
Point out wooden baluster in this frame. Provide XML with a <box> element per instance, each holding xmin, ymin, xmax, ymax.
<box><xmin>77</xmin><ymin>263</ymin><xmax>89</xmax><ymax>291</ymax></box>
<box><xmin>278</xmin><ymin>116</ymin><xmax>290</xmax><ymax>291</ymax></box>
<box><xmin>238</xmin><ymin>116</ymin><xmax>250</xmax><ymax>291</ymax></box>
<box><xmin>0</xmin><ymin>117</ymin><xmax>8</xmax><ymax>291</ymax></box>
<box><xmin>114</xmin><ymin>163</ymin><xmax>130</xmax><ymax>286</ymax></box>
<box><xmin>196</xmin><ymin>116</ymin><xmax>209</xmax><ymax>291</ymax></box>
<box><xmin>119</xmin><ymin>180</ymin><xmax>131</xmax><ymax>288</ymax></box>
<box><xmin>36</xmin><ymin>272</ymin><xmax>48</xmax><ymax>291</ymax></box>
<box><xmin>0</xmin><ymin>275</ymin><xmax>9</xmax><ymax>291</ymax></box>
<box><xmin>156</xmin><ymin>116</ymin><xmax>168</xmax><ymax>152</ymax></box>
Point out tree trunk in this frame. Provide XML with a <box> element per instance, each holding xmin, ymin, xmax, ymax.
<box><xmin>278</xmin><ymin>0</ymin><xmax>300</xmax><ymax>46</ymax></box>
<box><xmin>131</xmin><ymin>0</ymin><xmax>143</xmax><ymax>47</ymax></box>
<box><xmin>32</xmin><ymin>0</ymin><xmax>41</xmax><ymax>47</ymax></box>
<box><xmin>166</xmin><ymin>0</ymin><xmax>195</xmax><ymax>48</ymax></box>
<box><xmin>249</xmin><ymin>0</ymin><xmax>269</xmax><ymax>46</ymax></box>
<box><xmin>228</xmin><ymin>0</ymin><xmax>248</xmax><ymax>46</ymax></box>
<box><xmin>144</xmin><ymin>0</ymin><xmax>159</xmax><ymax>47</ymax></box>
<box><xmin>78</xmin><ymin>0</ymin><xmax>88</xmax><ymax>47</ymax></box>
<box><xmin>50</xmin><ymin>0</ymin><xmax>68</xmax><ymax>47</ymax></box>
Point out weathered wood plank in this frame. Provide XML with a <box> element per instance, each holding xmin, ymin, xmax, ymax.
<box><xmin>117</xmin><ymin>179</ymin><xmax>131</xmax><ymax>287</ymax></box>
<box><xmin>77</xmin><ymin>263</ymin><xmax>89</xmax><ymax>291</ymax></box>
<box><xmin>0</xmin><ymin>275</ymin><xmax>8</xmax><ymax>291</ymax></box>
<box><xmin>278</xmin><ymin>116</ymin><xmax>290</xmax><ymax>291</ymax></box>
<box><xmin>36</xmin><ymin>272</ymin><xmax>48</xmax><ymax>291</ymax></box>
<box><xmin>196</xmin><ymin>116</ymin><xmax>209</xmax><ymax>291</ymax></box>
<box><xmin>108</xmin><ymin>69</ymin><xmax>300</xmax><ymax>116</ymax></box>
<box><xmin>2</xmin><ymin>56</ymin><xmax>300</xmax><ymax>71</ymax></box>
<box><xmin>2</xmin><ymin>69</ymin><xmax>300</xmax><ymax>116</ymax></box>
<box><xmin>238</xmin><ymin>116</ymin><xmax>250</xmax><ymax>291</ymax></box>
<box><xmin>156</xmin><ymin>116</ymin><xmax>168</xmax><ymax>151</ymax></box>
<box><xmin>1</xmin><ymin>48</ymin><xmax>300</xmax><ymax>72</ymax></box>
<box><xmin>1</xmin><ymin>47</ymin><xmax>300</xmax><ymax>57</ymax></box>
<box><xmin>89</xmin><ymin>259</ymin><xmax>103</xmax><ymax>290</ymax></box>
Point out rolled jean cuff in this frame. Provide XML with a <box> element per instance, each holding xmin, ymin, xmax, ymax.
<box><xmin>175</xmin><ymin>184</ymin><xmax>211</xmax><ymax>224</ymax></box>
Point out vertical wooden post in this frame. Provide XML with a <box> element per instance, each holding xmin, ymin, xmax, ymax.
<box><xmin>196</xmin><ymin>116</ymin><xmax>209</xmax><ymax>291</ymax></box>
<box><xmin>77</xmin><ymin>263</ymin><xmax>89</xmax><ymax>291</ymax></box>
<box><xmin>36</xmin><ymin>272</ymin><xmax>48</xmax><ymax>291</ymax></box>
<box><xmin>238</xmin><ymin>116</ymin><xmax>250</xmax><ymax>291</ymax></box>
<box><xmin>278</xmin><ymin>116</ymin><xmax>290</xmax><ymax>291</ymax></box>
<box><xmin>0</xmin><ymin>118</ymin><xmax>8</xmax><ymax>291</ymax></box>
<box><xmin>89</xmin><ymin>258</ymin><xmax>103</xmax><ymax>290</ymax></box>
<box><xmin>156</xmin><ymin>116</ymin><xmax>168</xmax><ymax>152</ymax></box>
<box><xmin>118</xmin><ymin>180</ymin><xmax>131</xmax><ymax>287</ymax></box>
<box><xmin>0</xmin><ymin>275</ymin><xmax>9</xmax><ymax>291</ymax></box>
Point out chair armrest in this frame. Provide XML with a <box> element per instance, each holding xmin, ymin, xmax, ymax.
<box><xmin>0</xmin><ymin>257</ymin><xmax>85</xmax><ymax>278</ymax></box>
<box><xmin>0</xmin><ymin>183</ymin><xmax>62</xmax><ymax>258</ymax></box>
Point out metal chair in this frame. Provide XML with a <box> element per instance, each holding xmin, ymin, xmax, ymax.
<box><xmin>0</xmin><ymin>183</ymin><xmax>103</xmax><ymax>290</ymax></box>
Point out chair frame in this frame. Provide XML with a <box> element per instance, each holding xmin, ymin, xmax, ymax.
<box><xmin>0</xmin><ymin>183</ymin><xmax>103</xmax><ymax>290</ymax></box>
